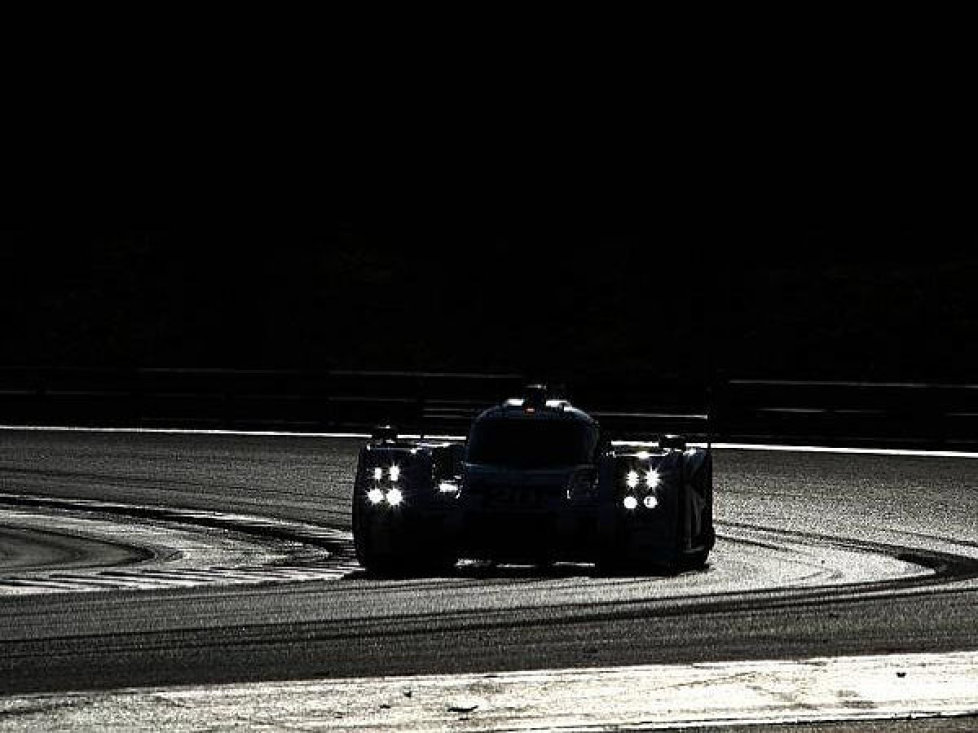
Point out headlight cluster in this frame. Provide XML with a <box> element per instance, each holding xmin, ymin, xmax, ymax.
<box><xmin>622</xmin><ymin>464</ymin><xmax>662</xmax><ymax>511</ymax></box>
<box><xmin>366</xmin><ymin>464</ymin><xmax>403</xmax><ymax>506</ymax></box>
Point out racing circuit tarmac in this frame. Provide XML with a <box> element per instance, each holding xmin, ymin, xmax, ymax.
<box><xmin>0</xmin><ymin>429</ymin><xmax>976</xmax><ymax>729</ymax></box>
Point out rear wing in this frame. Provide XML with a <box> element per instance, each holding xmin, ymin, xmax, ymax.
<box><xmin>367</xmin><ymin>378</ymin><xmax>715</xmax><ymax>448</ymax></box>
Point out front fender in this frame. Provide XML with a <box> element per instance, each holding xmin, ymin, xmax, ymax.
<box><xmin>596</xmin><ymin>446</ymin><xmax>713</xmax><ymax>568</ymax></box>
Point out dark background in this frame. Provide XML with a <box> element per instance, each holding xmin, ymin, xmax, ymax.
<box><xmin>1</xmin><ymin>222</ymin><xmax>974</xmax><ymax>385</ymax></box>
<box><xmin>2</xmin><ymin>36</ymin><xmax>972</xmax><ymax>389</ymax></box>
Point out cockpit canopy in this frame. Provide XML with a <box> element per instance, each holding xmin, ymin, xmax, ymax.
<box><xmin>467</xmin><ymin>416</ymin><xmax>599</xmax><ymax>469</ymax></box>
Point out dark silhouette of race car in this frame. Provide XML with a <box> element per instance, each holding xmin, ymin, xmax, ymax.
<box><xmin>352</xmin><ymin>385</ymin><xmax>714</xmax><ymax>575</ymax></box>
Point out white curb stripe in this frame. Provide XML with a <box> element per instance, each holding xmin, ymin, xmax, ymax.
<box><xmin>2</xmin><ymin>651</ymin><xmax>976</xmax><ymax>729</ymax></box>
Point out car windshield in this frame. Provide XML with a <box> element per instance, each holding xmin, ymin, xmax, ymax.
<box><xmin>467</xmin><ymin>418</ymin><xmax>598</xmax><ymax>469</ymax></box>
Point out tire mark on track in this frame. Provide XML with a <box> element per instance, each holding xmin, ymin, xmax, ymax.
<box><xmin>718</xmin><ymin>519</ymin><xmax>978</xmax><ymax>586</ymax></box>
<box><xmin>0</xmin><ymin>494</ymin><xmax>359</xmax><ymax>596</ymax></box>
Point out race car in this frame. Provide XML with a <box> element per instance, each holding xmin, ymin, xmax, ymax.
<box><xmin>351</xmin><ymin>385</ymin><xmax>714</xmax><ymax>575</ymax></box>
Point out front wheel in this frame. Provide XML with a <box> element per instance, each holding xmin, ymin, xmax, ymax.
<box><xmin>353</xmin><ymin>501</ymin><xmax>457</xmax><ymax>577</ymax></box>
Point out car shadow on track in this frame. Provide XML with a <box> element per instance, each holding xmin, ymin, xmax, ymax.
<box><xmin>345</xmin><ymin>560</ymin><xmax>711</xmax><ymax>581</ymax></box>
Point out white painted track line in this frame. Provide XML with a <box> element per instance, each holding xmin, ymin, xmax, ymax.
<box><xmin>712</xmin><ymin>441</ymin><xmax>978</xmax><ymax>459</ymax></box>
<box><xmin>0</xmin><ymin>424</ymin><xmax>374</xmax><ymax>439</ymax></box>
<box><xmin>3</xmin><ymin>423</ymin><xmax>978</xmax><ymax>458</ymax></box>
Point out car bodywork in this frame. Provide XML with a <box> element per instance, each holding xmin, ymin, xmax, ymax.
<box><xmin>352</xmin><ymin>388</ymin><xmax>714</xmax><ymax>574</ymax></box>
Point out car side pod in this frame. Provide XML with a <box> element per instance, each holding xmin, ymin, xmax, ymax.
<box><xmin>676</xmin><ymin>446</ymin><xmax>714</xmax><ymax>570</ymax></box>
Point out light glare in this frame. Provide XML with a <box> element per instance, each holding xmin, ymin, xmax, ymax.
<box><xmin>646</xmin><ymin>468</ymin><xmax>661</xmax><ymax>490</ymax></box>
<box><xmin>389</xmin><ymin>465</ymin><xmax>400</xmax><ymax>482</ymax></box>
<box><xmin>386</xmin><ymin>488</ymin><xmax>403</xmax><ymax>506</ymax></box>
<box><xmin>623</xmin><ymin>496</ymin><xmax>639</xmax><ymax>510</ymax></box>
<box><xmin>372</xmin><ymin>467</ymin><xmax>383</xmax><ymax>481</ymax></box>
<box><xmin>625</xmin><ymin>470</ymin><xmax>640</xmax><ymax>489</ymax></box>
<box><xmin>643</xmin><ymin>494</ymin><xmax>658</xmax><ymax>510</ymax></box>
<box><xmin>367</xmin><ymin>488</ymin><xmax>385</xmax><ymax>504</ymax></box>
<box><xmin>438</xmin><ymin>481</ymin><xmax>458</xmax><ymax>493</ymax></box>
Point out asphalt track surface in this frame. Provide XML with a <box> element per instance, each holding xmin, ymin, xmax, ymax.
<box><xmin>0</xmin><ymin>431</ymin><xmax>977</xmax><ymax>728</ymax></box>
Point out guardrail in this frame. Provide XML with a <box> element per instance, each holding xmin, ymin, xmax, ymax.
<box><xmin>716</xmin><ymin>379</ymin><xmax>978</xmax><ymax>450</ymax></box>
<box><xmin>0</xmin><ymin>368</ymin><xmax>527</xmax><ymax>434</ymax></box>
<box><xmin>1</xmin><ymin>368</ymin><xmax>976</xmax><ymax>449</ymax></box>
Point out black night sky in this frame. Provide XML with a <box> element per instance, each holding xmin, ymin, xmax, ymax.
<box><xmin>1</xmin><ymin>215</ymin><xmax>974</xmax><ymax>387</ymax></box>
<box><xmin>2</xmin><ymin>54</ymin><xmax>973</xmax><ymax>388</ymax></box>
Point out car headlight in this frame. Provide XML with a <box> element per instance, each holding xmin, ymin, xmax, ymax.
<box><xmin>646</xmin><ymin>468</ymin><xmax>660</xmax><ymax>490</ymax></box>
<box><xmin>386</xmin><ymin>488</ymin><xmax>403</xmax><ymax>506</ymax></box>
<box><xmin>367</xmin><ymin>488</ymin><xmax>385</xmax><ymax>504</ymax></box>
<box><xmin>389</xmin><ymin>465</ymin><xmax>400</xmax><ymax>482</ymax></box>
<box><xmin>625</xmin><ymin>470</ymin><xmax>640</xmax><ymax>489</ymax></box>
<box><xmin>622</xmin><ymin>495</ymin><xmax>639</xmax><ymax>510</ymax></box>
<box><xmin>372</xmin><ymin>467</ymin><xmax>384</xmax><ymax>481</ymax></box>
<box><xmin>643</xmin><ymin>494</ymin><xmax>658</xmax><ymax>510</ymax></box>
